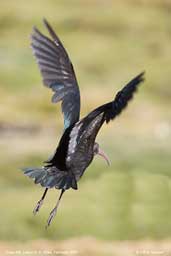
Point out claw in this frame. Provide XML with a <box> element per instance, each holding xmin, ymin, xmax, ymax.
<box><xmin>45</xmin><ymin>189</ymin><xmax>65</xmax><ymax>228</ymax></box>
<box><xmin>33</xmin><ymin>188</ymin><xmax>48</xmax><ymax>215</ymax></box>
<box><xmin>33</xmin><ymin>199</ymin><xmax>44</xmax><ymax>215</ymax></box>
<box><xmin>46</xmin><ymin>207</ymin><xmax>57</xmax><ymax>228</ymax></box>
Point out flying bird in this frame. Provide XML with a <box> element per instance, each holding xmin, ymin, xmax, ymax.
<box><xmin>22</xmin><ymin>19</ymin><xmax>144</xmax><ymax>228</ymax></box>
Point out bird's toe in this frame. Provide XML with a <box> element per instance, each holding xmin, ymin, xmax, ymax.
<box><xmin>46</xmin><ymin>207</ymin><xmax>57</xmax><ymax>228</ymax></box>
<box><xmin>33</xmin><ymin>199</ymin><xmax>44</xmax><ymax>215</ymax></box>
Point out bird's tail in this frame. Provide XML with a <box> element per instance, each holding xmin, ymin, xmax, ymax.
<box><xmin>21</xmin><ymin>166</ymin><xmax>77</xmax><ymax>190</ymax></box>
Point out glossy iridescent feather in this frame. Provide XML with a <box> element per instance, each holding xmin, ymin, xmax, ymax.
<box><xmin>31</xmin><ymin>19</ymin><xmax>80</xmax><ymax>129</ymax></box>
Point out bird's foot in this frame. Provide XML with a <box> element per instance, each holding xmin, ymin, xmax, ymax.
<box><xmin>46</xmin><ymin>206</ymin><xmax>57</xmax><ymax>228</ymax></box>
<box><xmin>33</xmin><ymin>199</ymin><xmax>44</xmax><ymax>215</ymax></box>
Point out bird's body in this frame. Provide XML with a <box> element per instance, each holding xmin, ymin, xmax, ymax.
<box><xmin>22</xmin><ymin>19</ymin><xmax>144</xmax><ymax>227</ymax></box>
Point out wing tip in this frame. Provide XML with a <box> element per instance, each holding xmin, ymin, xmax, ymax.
<box><xmin>42</xmin><ymin>17</ymin><xmax>49</xmax><ymax>28</ymax></box>
<box><xmin>105</xmin><ymin>71</ymin><xmax>145</xmax><ymax>123</ymax></box>
<box><xmin>31</xmin><ymin>18</ymin><xmax>48</xmax><ymax>33</ymax></box>
<box><xmin>32</xmin><ymin>26</ymin><xmax>39</xmax><ymax>35</ymax></box>
<box><xmin>136</xmin><ymin>70</ymin><xmax>145</xmax><ymax>84</ymax></box>
<box><xmin>42</xmin><ymin>17</ymin><xmax>56</xmax><ymax>39</ymax></box>
<box><xmin>30</xmin><ymin>26</ymin><xmax>41</xmax><ymax>44</ymax></box>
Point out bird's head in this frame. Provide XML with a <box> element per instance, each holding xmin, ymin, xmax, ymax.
<box><xmin>93</xmin><ymin>142</ymin><xmax>111</xmax><ymax>166</ymax></box>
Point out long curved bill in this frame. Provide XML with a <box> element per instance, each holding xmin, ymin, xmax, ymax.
<box><xmin>97</xmin><ymin>147</ymin><xmax>111</xmax><ymax>166</ymax></box>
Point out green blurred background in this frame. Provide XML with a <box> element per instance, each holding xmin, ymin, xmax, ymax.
<box><xmin>1</xmin><ymin>0</ymin><xmax>171</xmax><ymax>255</ymax></box>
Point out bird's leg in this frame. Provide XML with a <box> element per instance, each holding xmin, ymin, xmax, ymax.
<box><xmin>46</xmin><ymin>189</ymin><xmax>65</xmax><ymax>228</ymax></box>
<box><xmin>33</xmin><ymin>188</ymin><xmax>48</xmax><ymax>215</ymax></box>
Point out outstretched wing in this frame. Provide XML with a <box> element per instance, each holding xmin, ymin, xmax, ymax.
<box><xmin>66</xmin><ymin>72</ymin><xmax>145</xmax><ymax>179</ymax></box>
<box><xmin>31</xmin><ymin>19</ymin><xmax>80</xmax><ymax>129</ymax></box>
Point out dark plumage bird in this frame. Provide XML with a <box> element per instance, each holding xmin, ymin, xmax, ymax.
<box><xmin>22</xmin><ymin>19</ymin><xmax>144</xmax><ymax>228</ymax></box>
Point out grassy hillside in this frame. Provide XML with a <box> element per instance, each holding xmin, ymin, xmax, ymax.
<box><xmin>1</xmin><ymin>0</ymin><xmax>171</xmax><ymax>245</ymax></box>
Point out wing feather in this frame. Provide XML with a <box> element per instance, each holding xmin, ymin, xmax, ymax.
<box><xmin>31</xmin><ymin>19</ymin><xmax>80</xmax><ymax>129</ymax></box>
<box><xmin>66</xmin><ymin>72</ymin><xmax>145</xmax><ymax>179</ymax></box>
